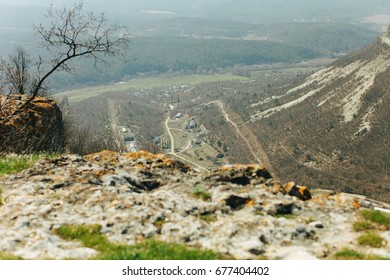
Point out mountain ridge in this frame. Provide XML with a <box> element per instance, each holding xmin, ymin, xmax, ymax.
<box><xmin>246</xmin><ymin>28</ymin><xmax>390</xmax><ymax>201</ymax></box>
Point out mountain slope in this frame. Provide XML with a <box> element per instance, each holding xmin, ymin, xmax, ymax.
<box><xmin>247</xmin><ymin>28</ymin><xmax>390</xmax><ymax>201</ymax></box>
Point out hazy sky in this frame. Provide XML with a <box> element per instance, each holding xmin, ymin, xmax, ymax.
<box><xmin>1</xmin><ymin>0</ymin><xmax>389</xmax><ymax>27</ymax></box>
<box><xmin>0</xmin><ymin>0</ymin><xmax>112</xmax><ymax>8</ymax></box>
<box><xmin>0</xmin><ymin>0</ymin><xmax>64</xmax><ymax>5</ymax></box>
<box><xmin>0</xmin><ymin>0</ymin><xmax>99</xmax><ymax>7</ymax></box>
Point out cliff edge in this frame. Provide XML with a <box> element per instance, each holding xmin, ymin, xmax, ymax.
<box><xmin>0</xmin><ymin>150</ymin><xmax>389</xmax><ymax>260</ymax></box>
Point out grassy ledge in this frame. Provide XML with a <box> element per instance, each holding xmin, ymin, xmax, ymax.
<box><xmin>0</xmin><ymin>153</ymin><xmax>55</xmax><ymax>175</ymax></box>
<box><xmin>334</xmin><ymin>247</ymin><xmax>387</xmax><ymax>260</ymax></box>
<box><xmin>353</xmin><ymin>209</ymin><xmax>390</xmax><ymax>233</ymax></box>
<box><xmin>0</xmin><ymin>251</ymin><xmax>23</xmax><ymax>260</ymax></box>
<box><xmin>357</xmin><ymin>232</ymin><xmax>386</xmax><ymax>248</ymax></box>
<box><xmin>349</xmin><ymin>209</ymin><xmax>390</xmax><ymax>257</ymax></box>
<box><xmin>353</xmin><ymin>221</ymin><xmax>375</xmax><ymax>232</ymax></box>
<box><xmin>54</xmin><ymin>224</ymin><xmax>220</xmax><ymax>260</ymax></box>
<box><xmin>334</xmin><ymin>247</ymin><xmax>366</xmax><ymax>260</ymax></box>
<box><xmin>360</xmin><ymin>210</ymin><xmax>390</xmax><ymax>226</ymax></box>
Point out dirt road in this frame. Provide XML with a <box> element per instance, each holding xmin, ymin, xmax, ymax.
<box><xmin>205</xmin><ymin>100</ymin><xmax>275</xmax><ymax>174</ymax></box>
<box><xmin>164</xmin><ymin>116</ymin><xmax>208</xmax><ymax>171</ymax></box>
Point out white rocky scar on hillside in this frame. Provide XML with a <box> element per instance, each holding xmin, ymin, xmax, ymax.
<box><xmin>1</xmin><ymin>151</ymin><xmax>390</xmax><ymax>260</ymax></box>
<box><xmin>381</xmin><ymin>33</ymin><xmax>390</xmax><ymax>46</ymax></box>
<box><xmin>249</xmin><ymin>32</ymin><xmax>390</xmax><ymax>124</ymax></box>
<box><xmin>341</xmin><ymin>55</ymin><xmax>390</xmax><ymax>123</ymax></box>
<box><xmin>248</xmin><ymin>64</ymin><xmax>350</xmax><ymax>122</ymax></box>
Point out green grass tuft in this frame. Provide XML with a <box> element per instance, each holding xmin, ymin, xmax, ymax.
<box><xmin>0</xmin><ymin>251</ymin><xmax>23</xmax><ymax>260</ymax></box>
<box><xmin>192</xmin><ymin>187</ymin><xmax>212</xmax><ymax>201</ymax></box>
<box><xmin>353</xmin><ymin>221</ymin><xmax>374</xmax><ymax>232</ymax></box>
<box><xmin>54</xmin><ymin>224</ymin><xmax>107</xmax><ymax>252</ymax></box>
<box><xmin>357</xmin><ymin>232</ymin><xmax>386</xmax><ymax>248</ymax></box>
<box><xmin>105</xmin><ymin>239</ymin><xmax>219</xmax><ymax>260</ymax></box>
<box><xmin>334</xmin><ymin>247</ymin><xmax>388</xmax><ymax>260</ymax></box>
<box><xmin>0</xmin><ymin>153</ymin><xmax>57</xmax><ymax>175</ymax></box>
<box><xmin>334</xmin><ymin>248</ymin><xmax>365</xmax><ymax>260</ymax></box>
<box><xmin>54</xmin><ymin>224</ymin><xmax>220</xmax><ymax>260</ymax></box>
<box><xmin>200</xmin><ymin>213</ymin><xmax>217</xmax><ymax>223</ymax></box>
<box><xmin>361</xmin><ymin>210</ymin><xmax>390</xmax><ymax>226</ymax></box>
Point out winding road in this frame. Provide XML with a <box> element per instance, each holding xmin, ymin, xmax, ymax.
<box><xmin>164</xmin><ymin>116</ymin><xmax>208</xmax><ymax>171</ymax></box>
<box><xmin>164</xmin><ymin>99</ymin><xmax>274</xmax><ymax>174</ymax></box>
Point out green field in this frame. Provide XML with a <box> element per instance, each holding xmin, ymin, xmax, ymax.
<box><xmin>56</xmin><ymin>74</ymin><xmax>251</xmax><ymax>102</ymax></box>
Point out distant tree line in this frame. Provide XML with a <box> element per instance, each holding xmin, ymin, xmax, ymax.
<box><xmin>49</xmin><ymin>36</ymin><xmax>320</xmax><ymax>91</ymax></box>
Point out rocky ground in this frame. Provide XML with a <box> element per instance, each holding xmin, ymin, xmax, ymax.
<box><xmin>0</xmin><ymin>150</ymin><xmax>389</xmax><ymax>260</ymax></box>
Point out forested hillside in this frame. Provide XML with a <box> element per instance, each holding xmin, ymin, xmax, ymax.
<box><xmin>49</xmin><ymin>25</ymin><xmax>379</xmax><ymax>91</ymax></box>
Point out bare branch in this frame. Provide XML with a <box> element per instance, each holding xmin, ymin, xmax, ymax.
<box><xmin>30</xmin><ymin>0</ymin><xmax>130</xmax><ymax>97</ymax></box>
<box><xmin>1</xmin><ymin>0</ymin><xmax>130</xmax><ymax>128</ymax></box>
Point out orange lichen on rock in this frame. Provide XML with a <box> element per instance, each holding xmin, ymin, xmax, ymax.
<box><xmin>284</xmin><ymin>181</ymin><xmax>312</xmax><ymax>201</ymax></box>
<box><xmin>299</xmin><ymin>186</ymin><xmax>310</xmax><ymax>196</ymax></box>
<box><xmin>309</xmin><ymin>194</ymin><xmax>332</xmax><ymax>206</ymax></box>
<box><xmin>85</xmin><ymin>150</ymin><xmax>190</xmax><ymax>172</ymax></box>
<box><xmin>84</xmin><ymin>150</ymin><xmax>121</xmax><ymax>165</ymax></box>
<box><xmin>95</xmin><ymin>168</ymin><xmax>116</xmax><ymax>179</ymax></box>
<box><xmin>353</xmin><ymin>200</ymin><xmax>361</xmax><ymax>209</ymax></box>
<box><xmin>284</xmin><ymin>181</ymin><xmax>295</xmax><ymax>192</ymax></box>
<box><xmin>273</xmin><ymin>183</ymin><xmax>283</xmax><ymax>193</ymax></box>
<box><xmin>329</xmin><ymin>193</ymin><xmax>361</xmax><ymax>209</ymax></box>
<box><xmin>208</xmin><ymin>164</ymin><xmax>273</xmax><ymax>186</ymax></box>
<box><xmin>0</xmin><ymin>94</ymin><xmax>64</xmax><ymax>153</ymax></box>
<box><xmin>124</xmin><ymin>150</ymin><xmax>166</xmax><ymax>160</ymax></box>
<box><xmin>245</xmin><ymin>198</ymin><xmax>256</xmax><ymax>207</ymax></box>
<box><xmin>33</xmin><ymin>98</ymin><xmax>56</xmax><ymax>109</ymax></box>
<box><xmin>220</xmin><ymin>164</ymin><xmax>265</xmax><ymax>171</ymax></box>
<box><xmin>124</xmin><ymin>151</ymin><xmax>175</xmax><ymax>167</ymax></box>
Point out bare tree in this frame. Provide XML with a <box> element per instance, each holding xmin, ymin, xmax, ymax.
<box><xmin>7</xmin><ymin>46</ymin><xmax>32</xmax><ymax>95</ymax></box>
<box><xmin>0</xmin><ymin>0</ymin><xmax>130</xmax><ymax>124</ymax></box>
<box><xmin>31</xmin><ymin>1</ymin><xmax>130</xmax><ymax>97</ymax></box>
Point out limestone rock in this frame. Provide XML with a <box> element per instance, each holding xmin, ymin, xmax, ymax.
<box><xmin>0</xmin><ymin>150</ymin><xmax>387</xmax><ymax>260</ymax></box>
<box><xmin>0</xmin><ymin>94</ymin><xmax>64</xmax><ymax>153</ymax></box>
<box><xmin>206</xmin><ymin>164</ymin><xmax>272</xmax><ymax>185</ymax></box>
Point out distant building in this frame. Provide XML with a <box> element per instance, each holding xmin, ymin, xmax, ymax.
<box><xmin>161</xmin><ymin>138</ymin><xmax>171</xmax><ymax>150</ymax></box>
<box><xmin>129</xmin><ymin>142</ymin><xmax>137</xmax><ymax>152</ymax></box>
<box><xmin>189</xmin><ymin>120</ymin><xmax>197</xmax><ymax>129</ymax></box>
<box><xmin>174</xmin><ymin>113</ymin><xmax>183</xmax><ymax>119</ymax></box>
<box><xmin>192</xmin><ymin>138</ymin><xmax>202</xmax><ymax>146</ymax></box>
<box><xmin>123</xmin><ymin>133</ymin><xmax>135</xmax><ymax>142</ymax></box>
<box><xmin>154</xmin><ymin>136</ymin><xmax>161</xmax><ymax>144</ymax></box>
